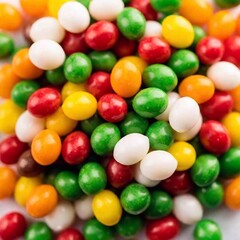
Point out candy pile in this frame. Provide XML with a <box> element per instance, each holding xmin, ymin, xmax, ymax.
<box><xmin>1</xmin><ymin>0</ymin><xmax>240</xmax><ymax>239</ymax></box>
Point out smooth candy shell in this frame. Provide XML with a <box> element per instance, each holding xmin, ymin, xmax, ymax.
<box><xmin>142</xmin><ymin>20</ymin><xmax>162</xmax><ymax>38</ymax></box>
<box><xmin>113</xmin><ymin>133</ymin><xmax>150</xmax><ymax>166</ymax></box>
<box><xmin>74</xmin><ymin>196</ymin><xmax>94</xmax><ymax>221</ymax></box>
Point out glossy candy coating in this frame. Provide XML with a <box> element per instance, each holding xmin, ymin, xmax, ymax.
<box><xmin>57</xmin><ymin>228</ymin><xmax>84</xmax><ymax>240</ymax></box>
<box><xmin>223</xmin><ymin>36</ymin><xmax>240</xmax><ymax>67</ymax></box>
<box><xmin>75</xmin><ymin>196</ymin><xmax>94</xmax><ymax>221</ymax></box>
<box><xmin>25</xmin><ymin>222</ymin><xmax>53</xmax><ymax>240</ymax></box>
<box><xmin>20</xmin><ymin>0</ymin><xmax>48</xmax><ymax>17</ymax></box>
<box><xmin>150</xmin><ymin>0</ymin><xmax>181</xmax><ymax>14</ymax></box>
<box><xmin>46</xmin><ymin>66</ymin><xmax>67</xmax><ymax>86</ymax></box>
<box><xmin>225</xmin><ymin>176</ymin><xmax>240</xmax><ymax>210</ymax></box>
<box><xmin>80</xmin><ymin>114</ymin><xmax>103</xmax><ymax>136</ymax></box>
<box><xmin>61</xmin><ymin>81</ymin><xmax>87</xmax><ymax>100</ymax></box>
<box><xmin>0</xmin><ymin>33</ymin><xmax>14</xmax><ymax>58</ymax></box>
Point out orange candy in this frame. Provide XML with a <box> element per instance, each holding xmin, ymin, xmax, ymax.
<box><xmin>0</xmin><ymin>166</ymin><xmax>17</xmax><ymax>199</ymax></box>
<box><xmin>236</xmin><ymin>15</ymin><xmax>240</xmax><ymax>36</ymax></box>
<box><xmin>0</xmin><ymin>3</ymin><xmax>22</xmax><ymax>31</ymax></box>
<box><xmin>179</xmin><ymin>0</ymin><xmax>213</xmax><ymax>26</ymax></box>
<box><xmin>12</xmin><ymin>48</ymin><xmax>44</xmax><ymax>79</ymax></box>
<box><xmin>178</xmin><ymin>75</ymin><xmax>215</xmax><ymax>104</ymax></box>
<box><xmin>228</xmin><ymin>86</ymin><xmax>240</xmax><ymax>112</ymax></box>
<box><xmin>208</xmin><ymin>10</ymin><xmax>236</xmax><ymax>40</ymax></box>
<box><xmin>20</xmin><ymin>0</ymin><xmax>48</xmax><ymax>17</ymax></box>
<box><xmin>225</xmin><ymin>176</ymin><xmax>240</xmax><ymax>210</ymax></box>
<box><xmin>31</xmin><ymin>129</ymin><xmax>62</xmax><ymax>166</ymax></box>
<box><xmin>0</xmin><ymin>64</ymin><xmax>20</xmax><ymax>99</ymax></box>
<box><xmin>26</xmin><ymin>184</ymin><xmax>58</xmax><ymax>218</ymax></box>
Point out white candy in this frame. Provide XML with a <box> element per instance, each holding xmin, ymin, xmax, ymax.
<box><xmin>155</xmin><ymin>92</ymin><xmax>180</xmax><ymax>121</ymax></box>
<box><xmin>30</xmin><ymin>17</ymin><xmax>65</xmax><ymax>43</ymax></box>
<box><xmin>142</xmin><ymin>21</ymin><xmax>162</xmax><ymax>39</ymax></box>
<box><xmin>134</xmin><ymin>162</ymin><xmax>160</xmax><ymax>187</ymax></box>
<box><xmin>140</xmin><ymin>151</ymin><xmax>177</xmax><ymax>181</ymax></box>
<box><xmin>173</xmin><ymin>194</ymin><xmax>203</xmax><ymax>225</ymax></box>
<box><xmin>58</xmin><ymin>2</ymin><xmax>90</xmax><ymax>33</ymax></box>
<box><xmin>113</xmin><ymin>133</ymin><xmax>150</xmax><ymax>166</ymax></box>
<box><xmin>29</xmin><ymin>39</ymin><xmax>65</xmax><ymax>70</ymax></box>
<box><xmin>74</xmin><ymin>196</ymin><xmax>94</xmax><ymax>221</ymax></box>
<box><xmin>169</xmin><ymin>97</ymin><xmax>200</xmax><ymax>133</ymax></box>
<box><xmin>89</xmin><ymin>0</ymin><xmax>124</xmax><ymax>21</ymax></box>
<box><xmin>15</xmin><ymin>111</ymin><xmax>45</xmax><ymax>143</ymax></box>
<box><xmin>174</xmin><ymin>114</ymin><xmax>202</xmax><ymax>141</ymax></box>
<box><xmin>207</xmin><ymin>61</ymin><xmax>240</xmax><ymax>91</ymax></box>
<box><xmin>45</xmin><ymin>200</ymin><xmax>75</xmax><ymax>232</ymax></box>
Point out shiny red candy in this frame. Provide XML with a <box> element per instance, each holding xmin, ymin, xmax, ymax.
<box><xmin>223</xmin><ymin>36</ymin><xmax>240</xmax><ymax>67</ymax></box>
<box><xmin>138</xmin><ymin>37</ymin><xmax>171</xmax><ymax>64</ymax></box>
<box><xmin>0</xmin><ymin>212</ymin><xmax>27</xmax><ymax>240</ymax></box>
<box><xmin>196</xmin><ymin>37</ymin><xmax>224</xmax><ymax>65</ymax></box>
<box><xmin>106</xmin><ymin>157</ymin><xmax>134</xmax><ymax>188</ymax></box>
<box><xmin>0</xmin><ymin>135</ymin><xmax>28</xmax><ymax>165</ymax></box>
<box><xmin>160</xmin><ymin>171</ymin><xmax>193</xmax><ymax>195</ymax></box>
<box><xmin>146</xmin><ymin>216</ymin><xmax>180</xmax><ymax>240</ymax></box>
<box><xmin>27</xmin><ymin>87</ymin><xmax>61</xmax><ymax>118</ymax></box>
<box><xmin>62</xmin><ymin>131</ymin><xmax>90</xmax><ymax>165</ymax></box>
<box><xmin>199</xmin><ymin>120</ymin><xmax>231</xmax><ymax>155</ymax></box>
<box><xmin>85</xmin><ymin>21</ymin><xmax>119</xmax><ymax>51</ymax></box>
<box><xmin>97</xmin><ymin>93</ymin><xmax>128</xmax><ymax>122</ymax></box>
<box><xmin>86</xmin><ymin>71</ymin><xmax>113</xmax><ymax>100</ymax></box>
<box><xmin>56</xmin><ymin>228</ymin><xmax>84</xmax><ymax>240</ymax></box>
<box><xmin>201</xmin><ymin>91</ymin><xmax>234</xmax><ymax>120</ymax></box>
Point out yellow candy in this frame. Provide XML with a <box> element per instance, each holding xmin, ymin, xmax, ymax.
<box><xmin>118</xmin><ymin>56</ymin><xmax>147</xmax><ymax>74</ymax></box>
<box><xmin>0</xmin><ymin>100</ymin><xmax>24</xmax><ymax>134</ymax></box>
<box><xmin>14</xmin><ymin>176</ymin><xmax>42</xmax><ymax>207</ymax></box>
<box><xmin>48</xmin><ymin>0</ymin><xmax>74</xmax><ymax>17</ymax></box>
<box><xmin>62</xmin><ymin>91</ymin><xmax>97</xmax><ymax>120</ymax></box>
<box><xmin>61</xmin><ymin>81</ymin><xmax>86</xmax><ymax>101</ymax></box>
<box><xmin>168</xmin><ymin>141</ymin><xmax>196</xmax><ymax>171</ymax></box>
<box><xmin>162</xmin><ymin>15</ymin><xmax>194</xmax><ymax>48</ymax></box>
<box><xmin>46</xmin><ymin>107</ymin><xmax>77</xmax><ymax>136</ymax></box>
<box><xmin>92</xmin><ymin>190</ymin><xmax>122</xmax><ymax>226</ymax></box>
<box><xmin>222</xmin><ymin>112</ymin><xmax>240</xmax><ymax>147</ymax></box>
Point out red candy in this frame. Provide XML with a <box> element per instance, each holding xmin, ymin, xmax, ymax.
<box><xmin>56</xmin><ymin>228</ymin><xmax>84</xmax><ymax>240</ymax></box>
<box><xmin>223</xmin><ymin>36</ymin><xmax>240</xmax><ymax>67</ymax></box>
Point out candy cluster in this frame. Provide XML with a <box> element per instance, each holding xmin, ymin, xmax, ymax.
<box><xmin>0</xmin><ymin>0</ymin><xmax>240</xmax><ymax>239</ymax></box>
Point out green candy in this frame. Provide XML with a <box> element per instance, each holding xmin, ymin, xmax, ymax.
<box><xmin>55</xmin><ymin>171</ymin><xmax>84</xmax><ymax>200</ymax></box>
<box><xmin>145</xmin><ymin>190</ymin><xmax>173</xmax><ymax>219</ymax></box>
<box><xmin>80</xmin><ymin>114</ymin><xmax>104</xmax><ymax>135</ymax></box>
<box><xmin>146</xmin><ymin>121</ymin><xmax>174</xmax><ymax>151</ymax></box>
<box><xmin>196</xmin><ymin>182</ymin><xmax>224</xmax><ymax>209</ymax></box>
<box><xmin>120</xmin><ymin>183</ymin><xmax>151</xmax><ymax>215</ymax></box>
<box><xmin>189</xmin><ymin>137</ymin><xmax>207</xmax><ymax>156</ymax></box>
<box><xmin>0</xmin><ymin>32</ymin><xmax>14</xmax><ymax>58</ymax></box>
<box><xmin>91</xmin><ymin>123</ymin><xmax>121</xmax><ymax>156</ymax></box>
<box><xmin>76</xmin><ymin>0</ymin><xmax>91</xmax><ymax>8</ymax></box>
<box><xmin>116</xmin><ymin>214</ymin><xmax>143</xmax><ymax>238</ymax></box>
<box><xmin>44</xmin><ymin>169</ymin><xmax>60</xmax><ymax>186</ymax></box>
<box><xmin>168</xmin><ymin>49</ymin><xmax>199</xmax><ymax>78</ymax></box>
<box><xmin>191</xmin><ymin>26</ymin><xmax>206</xmax><ymax>48</ymax></box>
<box><xmin>143</xmin><ymin>64</ymin><xmax>178</xmax><ymax>92</ymax></box>
<box><xmin>11</xmin><ymin>80</ymin><xmax>40</xmax><ymax>108</ymax></box>
<box><xmin>89</xmin><ymin>51</ymin><xmax>117</xmax><ymax>72</ymax></box>
<box><xmin>117</xmin><ymin>7</ymin><xmax>146</xmax><ymax>40</ymax></box>
<box><xmin>78</xmin><ymin>162</ymin><xmax>107</xmax><ymax>195</ymax></box>
<box><xmin>83</xmin><ymin>219</ymin><xmax>114</xmax><ymax>240</ymax></box>
<box><xmin>214</xmin><ymin>0</ymin><xmax>240</xmax><ymax>8</ymax></box>
<box><xmin>119</xmin><ymin>111</ymin><xmax>149</xmax><ymax>136</ymax></box>
<box><xmin>150</xmin><ymin>0</ymin><xmax>181</xmax><ymax>14</ymax></box>
<box><xmin>24</xmin><ymin>222</ymin><xmax>52</xmax><ymax>240</ymax></box>
<box><xmin>220</xmin><ymin>147</ymin><xmax>240</xmax><ymax>178</ymax></box>
<box><xmin>194</xmin><ymin>219</ymin><xmax>222</xmax><ymax>240</ymax></box>
<box><xmin>46</xmin><ymin>66</ymin><xmax>67</xmax><ymax>85</ymax></box>
<box><xmin>191</xmin><ymin>154</ymin><xmax>220</xmax><ymax>187</ymax></box>
<box><xmin>133</xmin><ymin>87</ymin><xmax>168</xmax><ymax>118</ymax></box>
<box><xmin>64</xmin><ymin>53</ymin><xmax>92</xmax><ymax>83</ymax></box>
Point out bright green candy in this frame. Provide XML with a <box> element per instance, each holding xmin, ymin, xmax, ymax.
<box><xmin>143</xmin><ymin>64</ymin><xmax>178</xmax><ymax>92</ymax></box>
<box><xmin>168</xmin><ymin>49</ymin><xmax>199</xmax><ymax>78</ymax></box>
<box><xmin>83</xmin><ymin>219</ymin><xmax>114</xmax><ymax>240</ymax></box>
<box><xmin>117</xmin><ymin>7</ymin><xmax>146</xmax><ymax>40</ymax></box>
<box><xmin>133</xmin><ymin>87</ymin><xmax>168</xmax><ymax>118</ymax></box>
<box><xmin>146</xmin><ymin>121</ymin><xmax>174</xmax><ymax>151</ymax></box>
<box><xmin>55</xmin><ymin>171</ymin><xmax>84</xmax><ymax>200</ymax></box>
<box><xmin>64</xmin><ymin>53</ymin><xmax>92</xmax><ymax>83</ymax></box>
<box><xmin>25</xmin><ymin>222</ymin><xmax>52</xmax><ymax>240</ymax></box>
<box><xmin>119</xmin><ymin>112</ymin><xmax>149</xmax><ymax>136</ymax></box>
<box><xmin>150</xmin><ymin>0</ymin><xmax>181</xmax><ymax>14</ymax></box>
<box><xmin>89</xmin><ymin>51</ymin><xmax>117</xmax><ymax>72</ymax></box>
<box><xmin>78</xmin><ymin>162</ymin><xmax>107</xmax><ymax>195</ymax></box>
<box><xmin>91</xmin><ymin>123</ymin><xmax>121</xmax><ymax>156</ymax></box>
<box><xmin>191</xmin><ymin>154</ymin><xmax>220</xmax><ymax>187</ymax></box>
<box><xmin>76</xmin><ymin>0</ymin><xmax>91</xmax><ymax>8</ymax></box>
<box><xmin>46</xmin><ymin>66</ymin><xmax>67</xmax><ymax>85</ymax></box>
<box><xmin>214</xmin><ymin>0</ymin><xmax>240</xmax><ymax>8</ymax></box>
<box><xmin>191</xmin><ymin>26</ymin><xmax>206</xmax><ymax>48</ymax></box>
<box><xmin>0</xmin><ymin>32</ymin><xmax>14</xmax><ymax>58</ymax></box>
<box><xmin>116</xmin><ymin>214</ymin><xmax>143</xmax><ymax>238</ymax></box>
<box><xmin>219</xmin><ymin>148</ymin><xmax>240</xmax><ymax>179</ymax></box>
<box><xmin>196</xmin><ymin>182</ymin><xmax>224</xmax><ymax>209</ymax></box>
<box><xmin>120</xmin><ymin>183</ymin><xmax>151</xmax><ymax>215</ymax></box>
<box><xmin>11</xmin><ymin>80</ymin><xmax>40</xmax><ymax>108</ymax></box>
<box><xmin>145</xmin><ymin>190</ymin><xmax>173</xmax><ymax>219</ymax></box>
<box><xmin>194</xmin><ymin>219</ymin><xmax>222</xmax><ymax>240</ymax></box>
<box><xmin>80</xmin><ymin>114</ymin><xmax>104</xmax><ymax>135</ymax></box>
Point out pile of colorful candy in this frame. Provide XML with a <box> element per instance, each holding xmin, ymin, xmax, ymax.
<box><xmin>1</xmin><ymin>0</ymin><xmax>240</xmax><ymax>239</ymax></box>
